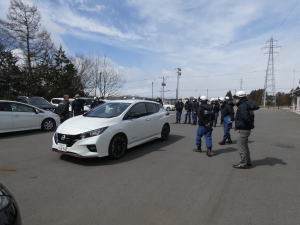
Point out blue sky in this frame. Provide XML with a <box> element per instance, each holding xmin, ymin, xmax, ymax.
<box><xmin>1</xmin><ymin>0</ymin><xmax>300</xmax><ymax>98</ymax></box>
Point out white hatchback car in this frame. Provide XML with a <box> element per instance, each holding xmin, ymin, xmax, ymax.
<box><xmin>0</xmin><ymin>100</ymin><xmax>60</xmax><ymax>133</ymax></box>
<box><xmin>52</xmin><ymin>100</ymin><xmax>171</xmax><ymax>159</ymax></box>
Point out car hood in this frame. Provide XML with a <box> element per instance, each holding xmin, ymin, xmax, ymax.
<box><xmin>58</xmin><ymin>116</ymin><xmax>116</xmax><ymax>134</ymax></box>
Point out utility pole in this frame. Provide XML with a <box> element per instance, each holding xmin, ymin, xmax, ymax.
<box><xmin>174</xmin><ymin>68</ymin><xmax>182</xmax><ymax>100</ymax></box>
<box><xmin>263</xmin><ymin>70</ymin><xmax>267</xmax><ymax>106</ymax></box>
<box><xmin>240</xmin><ymin>79</ymin><xmax>243</xmax><ymax>90</ymax></box>
<box><xmin>152</xmin><ymin>82</ymin><xmax>154</xmax><ymax>99</ymax></box>
<box><xmin>262</xmin><ymin>37</ymin><xmax>281</xmax><ymax>106</ymax></box>
<box><xmin>159</xmin><ymin>76</ymin><xmax>167</xmax><ymax>101</ymax></box>
<box><xmin>292</xmin><ymin>69</ymin><xmax>295</xmax><ymax>96</ymax></box>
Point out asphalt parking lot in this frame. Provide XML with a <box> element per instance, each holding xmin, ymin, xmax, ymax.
<box><xmin>0</xmin><ymin>109</ymin><xmax>299</xmax><ymax>225</ymax></box>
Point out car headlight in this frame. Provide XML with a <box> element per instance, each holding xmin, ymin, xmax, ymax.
<box><xmin>80</xmin><ymin>127</ymin><xmax>108</xmax><ymax>139</ymax></box>
<box><xmin>0</xmin><ymin>195</ymin><xmax>12</xmax><ymax>211</ymax></box>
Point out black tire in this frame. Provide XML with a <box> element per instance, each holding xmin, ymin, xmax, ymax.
<box><xmin>166</xmin><ymin>107</ymin><xmax>170</xmax><ymax>111</ymax></box>
<box><xmin>160</xmin><ymin>124</ymin><xmax>169</xmax><ymax>141</ymax></box>
<box><xmin>41</xmin><ymin>119</ymin><xmax>55</xmax><ymax>131</ymax></box>
<box><xmin>108</xmin><ymin>134</ymin><xmax>127</xmax><ymax>160</ymax></box>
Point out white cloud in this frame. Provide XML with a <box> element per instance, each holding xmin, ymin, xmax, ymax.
<box><xmin>78</xmin><ymin>4</ymin><xmax>105</xmax><ymax>12</ymax></box>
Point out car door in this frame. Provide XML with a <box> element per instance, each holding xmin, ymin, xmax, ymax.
<box><xmin>10</xmin><ymin>103</ymin><xmax>40</xmax><ymax>129</ymax></box>
<box><xmin>0</xmin><ymin>102</ymin><xmax>13</xmax><ymax>131</ymax></box>
<box><xmin>124</xmin><ymin>103</ymin><xmax>150</xmax><ymax>143</ymax></box>
<box><xmin>145</xmin><ymin>102</ymin><xmax>161</xmax><ymax>136</ymax></box>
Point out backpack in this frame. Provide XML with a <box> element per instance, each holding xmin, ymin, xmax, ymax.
<box><xmin>246</xmin><ymin>101</ymin><xmax>260</xmax><ymax>111</ymax></box>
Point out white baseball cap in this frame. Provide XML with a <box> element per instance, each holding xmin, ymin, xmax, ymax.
<box><xmin>234</xmin><ymin>91</ymin><xmax>247</xmax><ymax>98</ymax></box>
<box><xmin>200</xmin><ymin>96</ymin><xmax>207</xmax><ymax>101</ymax></box>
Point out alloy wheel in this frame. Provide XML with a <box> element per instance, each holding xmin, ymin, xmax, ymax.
<box><xmin>44</xmin><ymin>120</ymin><xmax>53</xmax><ymax>130</ymax></box>
<box><xmin>111</xmin><ymin>137</ymin><xmax>126</xmax><ymax>157</ymax></box>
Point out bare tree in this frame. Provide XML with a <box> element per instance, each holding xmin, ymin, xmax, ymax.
<box><xmin>88</xmin><ymin>54</ymin><xmax>125</xmax><ymax>97</ymax></box>
<box><xmin>0</xmin><ymin>0</ymin><xmax>53</xmax><ymax>95</ymax></box>
<box><xmin>71</xmin><ymin>54</ymin><xmax>95</xmax><ymax>94</ymax></box>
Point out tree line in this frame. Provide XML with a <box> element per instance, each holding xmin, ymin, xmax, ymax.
<box><xmin>225</xmin><ymin>88</ymin><xmax>295</xmax><ymax>106</ymax></box>
<box><xmin>0</xmin><ymin>0</ymin><xmax>125</xmax><ymax>101</ymax></box>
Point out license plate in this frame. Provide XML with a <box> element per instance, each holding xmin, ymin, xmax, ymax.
<box><xmin>57</xmin><ymin>143</ymin><xmax>67</xmax><ymax>152</ymax></box>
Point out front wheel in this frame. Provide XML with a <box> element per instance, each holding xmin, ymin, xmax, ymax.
<box><xmin>108</xmin><ymin>134</ymin><xmax>127</xmax><ymax>160</ymax></box>
<box><xmin>166</xmin><ymin>107</ymin><xmax>170</xmax><ymax>111</ymax></box>
<box><xmin>160</xmin><ymin>124</ymin><xmax>169</xmax><ymax>141</ymax></box>
<box><xmin>41</xmin><ymin>119</ymin><xmax>55</xmax><ymax>131</ymax></box>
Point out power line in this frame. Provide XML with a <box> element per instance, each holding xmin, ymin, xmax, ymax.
<box><xmin>273</xmin><ymin>0</ymin><xmax>299</xmax><ymax>37</ymax></box>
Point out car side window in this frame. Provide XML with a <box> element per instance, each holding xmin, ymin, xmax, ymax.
<box><xmin>0</xmin><ymin>103</ymin><xmax>12</xmax><ymax>111</ymax></box>
<box><xmin>156</xmin><ymin>104</ymin><xmax>164</xmax><ymax>111</ymax></box>
<box><xmin>129</xmin><ymin>103</ymin><xmax>147</xmax><ymax>117</ymax></box>
<box><xmin>10</xmin><ymin>103</ymin><xmax>35</xmax><ymax>113</ymax></box>
<box><xmin>146</xmin><ymin>103</ymin><xmax>158</xmax><ymax>114</ymax></box>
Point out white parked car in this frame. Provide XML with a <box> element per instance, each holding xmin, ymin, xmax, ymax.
<box><xmin>52</xmin><ymin>100</ymin><xmax>171</xmax><ymax>159</ymax></box>
<box><xmin>0</xmin><ymin>100</ymin><xmax>60</xmax><ymax>133</ymax></box>
<box><xmin>163</xmin><ymin>102</ymin><xmax>175</xmax><ymax>111</ymax></box>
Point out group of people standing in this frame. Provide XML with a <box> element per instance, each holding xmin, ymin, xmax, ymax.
<box><xmin>174</xmin><ymin>91</ymin><xmax>259</xmax><ymax>169</ymax></box>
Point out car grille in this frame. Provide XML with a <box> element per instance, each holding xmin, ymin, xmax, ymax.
<box><xmin>57</xmin><ymin>133</ymin><xmax>81</xmax><ymax>147</ymax></box>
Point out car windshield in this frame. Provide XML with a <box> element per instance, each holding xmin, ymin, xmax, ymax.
<box><xmin>28</xmin><ymin>98</ymin><xmax>51</xmax><ymax>105</ymax></box>
<box><xmin>85</xmin><ymin>103</ymin><xmax>131</xmax><ymax>118</ymax></box>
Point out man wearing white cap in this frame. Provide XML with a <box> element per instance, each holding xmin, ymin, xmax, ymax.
<box><xmin>219</xmin><ymin>96</ymin><xmax>235</xmax><ymax>145</ymax></box>
<box><xmin>233</xmin><ymin>91</ymin><xmax>254</xmax><ymax>169</ymax></box>
<box><xmin>193</xmin><ymin>96</ymin><xmax>215</xmax><ymax>157</ymax></box>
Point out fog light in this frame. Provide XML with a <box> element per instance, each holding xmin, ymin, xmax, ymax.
<box><xmin>87</xmin><ymin>145</ymin><xmax>97</xmax><ymax>152</ymax></box>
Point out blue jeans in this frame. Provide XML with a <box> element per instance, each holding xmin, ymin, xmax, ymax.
<box><xmin>176</xmin><ymin>111</ymin><xmax>182</xmax><ymax>121</ymax></box>
<box><xmin>223</xmin><ymin>122</ymin><xmax>232</xmax><ymax>139</ymax></box>
<box><xmin>214</xmin><ymin>112</ymin><xmax>219</xmax><ymax>124</ymax></box>
<box><xmin>185</xmin><ymin>111</ymin><xmax>191</xmax><ymax>122</ymax></box>
<box><xmin>196</xmin><ymin>126</ymin><xmax>213</xmax><ymax>148</ymax></box>
<box><xmin>73</xmin><ymin>111</ymin><xmax>83</xmax><ymax>117</ymax></box>
<box><xmin>192</xmin><ymin>112</ymin><xmax>197</xmax><ymax>123</ymax></box>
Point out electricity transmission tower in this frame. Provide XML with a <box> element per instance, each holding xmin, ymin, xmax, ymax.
<box><xmin>261</xmin><ymin>37</ymin><xmax>281</xmax><ymax>106</ymax></box>
<box><xmin>239</xmin><ymin>79</ymin><xmax>243</xmax><ymax>90</ymax></box>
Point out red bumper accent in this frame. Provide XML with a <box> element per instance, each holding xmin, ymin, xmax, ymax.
<box><xmin>52</xmin><ymin>148</ymin><xmax>98</xmax><ymax>158</ymax></box>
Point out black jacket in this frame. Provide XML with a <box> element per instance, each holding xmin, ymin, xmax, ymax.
<box><xmin>192</xmin><ymin>101</ymin><xmax>199</xmax><ymax>112</ymax></box>
<box><xmin>197</xmin><ymin>103</ymin><xmax>215</xmax><ymax>126</ymax></box>
<box><xmin>72</xmin><ymin>99</ymin><xmax>84</xmax><ymax>112</ymax></box>
<box><xmin>184</xmin><ymin>101</ymin><xmax>192</xmax><ymax>112</ymax></box>
<box><xmin>91</xmin><ymin>100</ymin><xmax>98</xmax><ymax>108</ymax></box>
<box><xmin>211</xmin><ymin>101</ymin><xmax>220</xmax><ymax>113</ymax></box>
<box><xmin>175</xmin><ymin>101</ymin><xmax>184</xmax><ymax>111</ymax></box>
<box><xmin>235</xmin><ymin>98</ymin><xmax>254</xmax><ymax>130</ymax></box>
<box><xmin>57</xmin><ymin>100</ymin><xmax>70</xmax><ymax>120</ymax></box>
<box><xmin>220</xmin><ymin>101</ymin><xmax>235</xmax><ymax>122</ymax></box>
<box><xmin>156</xmin><ymin>99</ymin><xmax>163</xmax><ymax>106</ymax></box>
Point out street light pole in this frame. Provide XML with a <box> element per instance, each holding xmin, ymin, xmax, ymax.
<box><xmin>152</xmin><ymin>82</ymin><xmax>154</xmax><ymax>100</ymax></box>
<box><xmin>175</xmin><ymin>68</ymin><xmax>181</xmax><ymax>100</ymax></box>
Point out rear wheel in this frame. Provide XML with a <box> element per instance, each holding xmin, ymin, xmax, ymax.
<box><xmin>166</xmin><ymin>107</ymin><xmax>170</xmax><ymax>111</ymax></box>
<box><xmin>42</xmin><ymin>119</ymin><xmax>55</xmax><ymax>131</ymax></box>
<box><xmin>160</xmin><ymin>124</ymin><xmax>169</xmax><ymax>141</ymax></box>
<box><xmin>108</xmin><ymin>134</ymin><xmax>127</xmax><ymax>160</ymax></box>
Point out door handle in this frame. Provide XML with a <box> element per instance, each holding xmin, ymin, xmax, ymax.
<box><xmin>146</xmin><ymin>119</ymin><xmax>150</xmax><ymax>121</ymax></box>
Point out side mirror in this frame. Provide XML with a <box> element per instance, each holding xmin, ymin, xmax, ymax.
<box><xmin>34</xmin><ymin>109</ymin><xmax>39</xmax><ymax>114</ymax></box>
<box><xmin>131</xmin><ymin>113</ymin><xmax>140</xmax><ymax>119</ymax></box>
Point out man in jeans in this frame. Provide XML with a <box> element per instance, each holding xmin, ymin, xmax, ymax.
<box><xmin>175</xmin><ymin>98</ymin><xmax>184</xmax><ymax>124</ymax></box>
<box><xmin>57</xmin><ymin>95</ymin><xmax>70</xmax><ymax>123</ymax></box>
<box><xmin>233</xmin><ymin>91</ymin><xmax>254</xmax><ymax>169</ymax></box>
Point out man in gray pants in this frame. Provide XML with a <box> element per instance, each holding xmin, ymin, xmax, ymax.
<box><xmin>232</xmin><ymin>91</ymin><xmax>254</xmax><ymax>169</ymax></box>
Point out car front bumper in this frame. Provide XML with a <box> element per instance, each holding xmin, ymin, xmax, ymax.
<box><xmin>52</xmin><ymin>133</ymin><xmax>110</xmax><ymax>158</ymax></box>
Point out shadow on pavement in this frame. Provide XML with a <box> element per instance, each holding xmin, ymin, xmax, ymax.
<box><xmin>212</xmin><ymin>147</ymin><xmax>237</xmax><ymax>156</ymax></box>
<box><xmin>0</xmin><ymin>129</ymin><xmax>55</xmax><ymax>139</ymax></box>
<box><xmin>59</xmin><ymin>134</ymin><xmax>185</xmax><ymax>166</ymax></box>
<box><xmin>251</xmin><ymin>157</ymin><xmax>287</xmax><ymax>168</ymax></box>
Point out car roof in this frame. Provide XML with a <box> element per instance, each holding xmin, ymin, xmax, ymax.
<box><xmin>105</xmin><ymin>100</ymin><xmax>160</xmax><ymax>104</ymax></box>
<box><xmin>0</xmin><ymin>100</ymin><xmax>49</xmax><ymax>110</ymax></box>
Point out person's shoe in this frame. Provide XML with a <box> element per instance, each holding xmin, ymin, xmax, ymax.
<box><xmin>193</xmin><ymin>146</ymin><xmax>202</xmax><ymax>152</ymax></box>
<box><xmin>188</xmin><ymin>121</ymin><xmax>191</xmax><ymax>124</ymax></box>
<box><xmin>214</xmin><ymin>123</ymin><xmax>216</xmax><ymax>127</ymax></box>
<box><xmin>207</xmin><ymin>147</ymin><xmax>212</xmax><ymax>157</ymax></box>
<box><xmin>175</xmin><ymin>121</ymin><xmax>178</xmax><ymax>124</ymax></box>
<box><xmin>219</xmin><ymin>139</ymin><xmax>226</xmax><ymax>145</ymax></box>
<box><xmin>225</xmin><ymin>138</ymin><xmax>232</xmax><ymax>144</ymax></box>
<box><xmin>183</xmin><ymin>121</ymin><xmax>187</xmax><ymax>124</ymax></box>
<box><xmin>233</xmin><ymin>164</ymin><xmax>248</xmax><ymax>169</ymax></box>
<box><xmin>247</xmin><ymin>163</ymin><xmax>252</xmax><ymax>167</ymax></box>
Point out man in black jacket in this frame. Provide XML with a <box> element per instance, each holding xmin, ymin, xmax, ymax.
<box><xmin>175</xmin><ymin>99</ymin><xmax>184</xmax><ymax>124</ymax></box>
<box><xmin>211</xmin><ymin>98</ymin><xmax>220</xmax><ymax>127</ymax></box>
<box><xmin>183</xmin><ymin>98</ymin><xmax>192</xmax><ymax>124</ymax></box>
<box><xmin>219</xmin><ymin>97</ymin><xmax>235</xmax><ymax>145</ymax></box>
<box><xmin>156</xmin><ymin>97</ymin><xmax>163</xmax><ymax>106</ymax></box>
<box><xmin>57</xmin><ymin>95</ymin><xmax>70</xmax><ymax>123</ymax></box>
<box><xmin>233</xmin><ymin>91</ymin><xmax>254</xmax><ymax>169</ymax></box>
<box><xmin>193</xmin><ymin>96</ymin><xmax>215</xmax><ymax>156</ymax></box>
<box><xmin>191</xmin><ymin>97</ymin><xmax>199</xmax><ymax>125</ymax></box>
<box><xmin>91</xmin><ymin>97</ymin><xmax>98</xmax><ymax>108</ymax></box>
<box><xmin>72</xmin><ymin>94</ymin><xmax>84</xmax><ymax>116</ymax></box>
